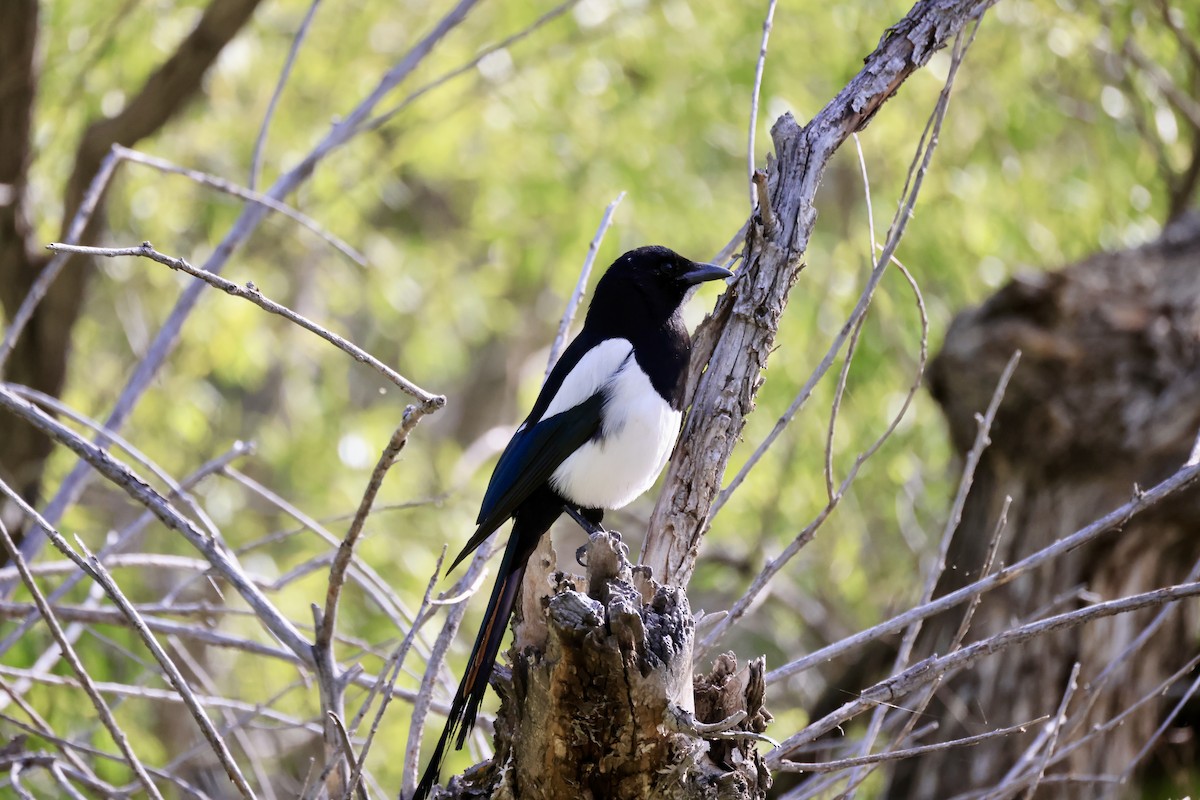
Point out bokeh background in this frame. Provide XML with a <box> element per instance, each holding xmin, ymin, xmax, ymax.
<box><xmin>3</xmin><ymin>0</ymin><xmax>1196</xmax><ymax>795</ymax></box>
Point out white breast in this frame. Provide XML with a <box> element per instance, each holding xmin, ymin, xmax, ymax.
<box><xmin>549</xmin><ymin>347</ymin><xmax>682</xmax><ymax>510</ymax></box>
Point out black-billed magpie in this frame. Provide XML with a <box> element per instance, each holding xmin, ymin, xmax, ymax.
<box><xmin>414</xmin><ymin>245</ymin><xmax>732</xmax><ymax>799</ymax></box>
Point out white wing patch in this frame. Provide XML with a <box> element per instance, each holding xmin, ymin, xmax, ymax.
<box><xmin>550</xmin><ymin>353</ymin><xmax>682</xmax><ymax>511</ymax></box>
<box><xmin>542</xmin><ymin>338</ymin><xmax>634</xmax><ymax>419</ymax></box>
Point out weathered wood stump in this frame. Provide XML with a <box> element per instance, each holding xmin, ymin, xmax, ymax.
<box><xmin>438</xmin><ymin>532</ymin><xmax>771</xmax><ymax>799</ymax></box>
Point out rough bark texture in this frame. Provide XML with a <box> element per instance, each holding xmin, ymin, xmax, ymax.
<box><xmin>437</xmin><ymin>533</ymin><xmax>771</xmax><ymax>800</ymax></box>
<box><xmin>886</xmin><ymin>214</ymin><xmax>1200</xmax><ymax>798</ymax></box>
<box><xmin>642</xmin><ymin>0</ymin><xmax>999</xmax><ymax>589</ymax></box>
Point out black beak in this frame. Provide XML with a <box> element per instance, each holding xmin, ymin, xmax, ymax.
<box><xmin>680</xmin><ymin>262</ymin><xmax>734</xmax><ymax>286</ymax></box>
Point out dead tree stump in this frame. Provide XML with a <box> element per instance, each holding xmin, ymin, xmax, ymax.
<box><xmin>886</xmin><ymin>214</ymin><xmax>1200</xmax><ymax>798</ymax></box>
<box><xmin>438</xmin><ymin>532</ymin><xmax>771</xmax><ymax>799</ymax></box>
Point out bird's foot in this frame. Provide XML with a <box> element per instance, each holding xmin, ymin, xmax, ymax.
<box><xmin>575</xmin><ymin>529</ymin><xmax>624</xmax><ymax>568</ymax></box>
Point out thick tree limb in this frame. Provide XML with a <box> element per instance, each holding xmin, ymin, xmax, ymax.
<box><xmin>642</xmin><ymin>0</ymin><xmax>999</xmax><ymax>586</ymax></box>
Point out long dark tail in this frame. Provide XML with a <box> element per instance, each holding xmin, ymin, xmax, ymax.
<box><xmin>413</xmin><ymin>520</ymin><xmax>542</xmax><ymax>800</ymax></box>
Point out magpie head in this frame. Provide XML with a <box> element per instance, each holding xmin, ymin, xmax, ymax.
<box><xmin>594</xmin><ymin>245</ymin><xmax>733</xmax><ymax>320</ymax></box>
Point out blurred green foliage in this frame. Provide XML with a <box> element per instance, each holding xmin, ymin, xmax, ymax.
<box><xmin>5</xmin><ymin>0</ymin><xmax>1197</xmax><ymax>794</ymax></box>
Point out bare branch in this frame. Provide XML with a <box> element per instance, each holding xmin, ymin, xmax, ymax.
<box><xmin>747</xmin><ymin>0</ymin><xmax>779</xmax><ymax>209</ymax></box>
<box><xmin>766</xmin><ymin>458</ymin><xmax>1200</xmax><ymax>685</ymax></box>
<box><xmin>403</xmin><ymin>540</ymin><xmax>498</xmax><ymax>796</ymax></box>
<box><xmin>363</xmin><ymin>0</ymin><xmax>581</xmax><ymax>134</ymax></box>
<box><xmin>768</xmin><ymin>580</ymin><xmax>1200</xmax><ymax>764</ymax></box>
<box><xmin>251</xmin><ymin>0</ymin><xmax>322</xmax><ymax>189</ymax></box>
<box><xmin>114</xmin><ymin>145</ymin><xmax>366</xmax><ymax>266</ymax></box>
<box><xmin>26</xmin><ymin>0</ymin><xmax>478</xmax><ymax>572</ymax></box>
<box><xmin>72</xmin><ymin>538</ymin><xmax>256</xmax><ymax>799</ymax></box>
<box><xmin>898</xmin><ymin>349</ymin><xmax>1021</xmax><ymax>663</ymax></box>
<box><xmin>46</xmin><ymin>241</ymin><xmax>442</xmax><ymax>411</ymax></box>
<box><xmin>0</xmin><ymin>664</ymin><xmax>323</xmax><ymax>733</ymax></box>
<box><xmin>320</xmin><ymin>406</ymin><xmax>427</xmax><ymax>650</ymax></box>
<box><xmin>0</xmin><ymin>148</ymin><xmax>120</xmax><ymax>372</ymax></box>
<box><xmin>350</xmin><ymin>548</ymin><xmax>446</xmax><ymax>800</ymax></box>
<box><xmin>698</xmin><ymin>253</ymin><xmax>932</xmax><ymax>656</ymax></box>
<box><xmin>1020</xmin><ymin>662</ymin><xmax>1080</xmax><ymax>799</ymax></box>
<box><xmin>0</xmin><ymin>384</ymin><xmax>313</xmax><ymax>662</ymax></box>
<box><xmin>777</xmin><ymin>717</ymin><xmax>1048</xmax><ymax>774</ymax></box>
<box><xmin>1120</xmin><ymin>659</ymin><xmax>1200</xmax><ymax>781</ymax></box>
<box><xmin>643</xmin><ymin>0</ymin><xmax>1000</xmax><ymax>586</ymax></box>
<box><xmin>315</xmin><ymin>405</ymin><xmax>427</xmax><ymax>795</ymax></box>
<box><xmin>0</xmin><ymin>519</ymin><xmax>163</xmax><ymax>799</ymax></box>
<box><xmin>545</xmin><ymin>192</ymin><xmax>626</xmax><ymax>376</ymax></box>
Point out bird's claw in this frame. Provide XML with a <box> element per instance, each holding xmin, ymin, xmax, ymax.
<box><xmin>575</xmin><ymin>529</ymin><xmax>621</xmax><ymax>568</ymax></box>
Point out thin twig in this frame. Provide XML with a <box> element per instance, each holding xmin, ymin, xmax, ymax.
<box><xmin>767</xmin><ymin>580</ymin><xmax>1200</xmax><ymax>764</ymax></box>
<box><xmin>44</xmin><ymin>242</ymin><xmax>442</xmax><ymax>411</ymax></box>
<box><xmin>0</xmin><ymin>385</ymin><xmax>312</xmax><ymax>663</ymax></box>
<box><xmin>822</xmin><ymin>310</ymin><xmax>867</xmax><ymax>503</ymax></box>
<box><xmin>316</xmin><ymin>406</ymin><xmax>426</xmax><ymax>795</ymax></box>
<box><xmin>72</xmin><ymin>538</ymin><xmax>257</xmax><ymax>799</ymax></box>
<box><xmin>545</xmin><ymin>192</ymin><xmax>625</xmax><ymax>376</ymax></box>
<box><xmin>0</xmin><ymin>519</ymin><xmax>163</xmax><ymax>800</ymax></box>
<box><xmin>363</xmin><ymin>0</ymin><xmax>581</xmax><ymax>135</ymax></box>
<box><xmin>0</xmin><ymin>664</ymin><xmax>324</xmax><ymax>732</ymax></box>
<box><xmin>777</xmin><ymin>717</ymin><xmax>1048</xmax><ymax>774</ymax></box>
<box><xmin>251</xmin><ymin>0</ymin><xmax>322</xmax><ymax>189</ymax></box>
<box><xmin>1120</xmin><ymin>662</ymin><xmax>1200</xmax><ymax>781</ymax></box>
<box><xmin>320</xmin><ymin>407</ymin><xmax>426</xmax><ymax>650</ymax></box>
<box><xmin>898</xmin><ymin>349</ymin><xmax>1021</xmax><ymax>665</ymax></box>
<box><xmin>698</xmin><ymin>253</ymin><xmax>930</xmax><ymax>655</ymax></box>
<box><xmin>765</xmin><ymin>458</ymin><xmax>1200</xmax><ymax>686</ymax></box>
<box><xmin>819</xmin><ymin>132</ymin><xmax>879</xmax><ymax>507</ymax></box>
<box><xmin>114</xmin><ymin>144</ymin><xmax>365</xmax><ymax>265</ymax></box>
<box><xmin>403</xmin><ymin>539</ymin><xmax>498</xmax><ymax>796</ymax></box>
<box><xmin>1021</xmin><ymin>662</ymin><xmax>1079</xmax><ymax>800</ymax></box>
<box><xmin>0</xmin><ymin>601</ymin><xmax>300</xmax><ymax>660</ymax></box>
<box><xmin>326</xmin><ymin>711</ymin><xmax>367</xmax><ymax>800</ymax></box>
<box><xmin>872</xmin><ymin>494</ymin><xmax>1013</xmax><ymax>777</ymax></box>
<box><xmin>747</xmin><ymin>0</ymin><xmax>779</xmax><ymax>209</ymax></box>
<box><xmin>0</xmin><ymin>148</ymin><xmax>120</xmax><ymax>372</ymax></box>
<box><xmin>348</xmin><ymin>548</ymin><xmax>446</xmax><ymax>800</ymax></box>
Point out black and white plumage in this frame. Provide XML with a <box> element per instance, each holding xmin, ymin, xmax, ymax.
<box><xmin>414</xmin><ymin>245</ymin><xmax>732</xmax><ymax>799</ymax></box>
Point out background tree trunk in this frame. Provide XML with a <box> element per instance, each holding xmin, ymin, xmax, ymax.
<box><xmin>0</xmin><ymin>0</ymin><xmax>262</xmax><ymax>561</ymax></box>
<box><xmin>886</xmin><ymin>213</ymin><xmax>1200</xmax><ymax>798</ymax></box>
